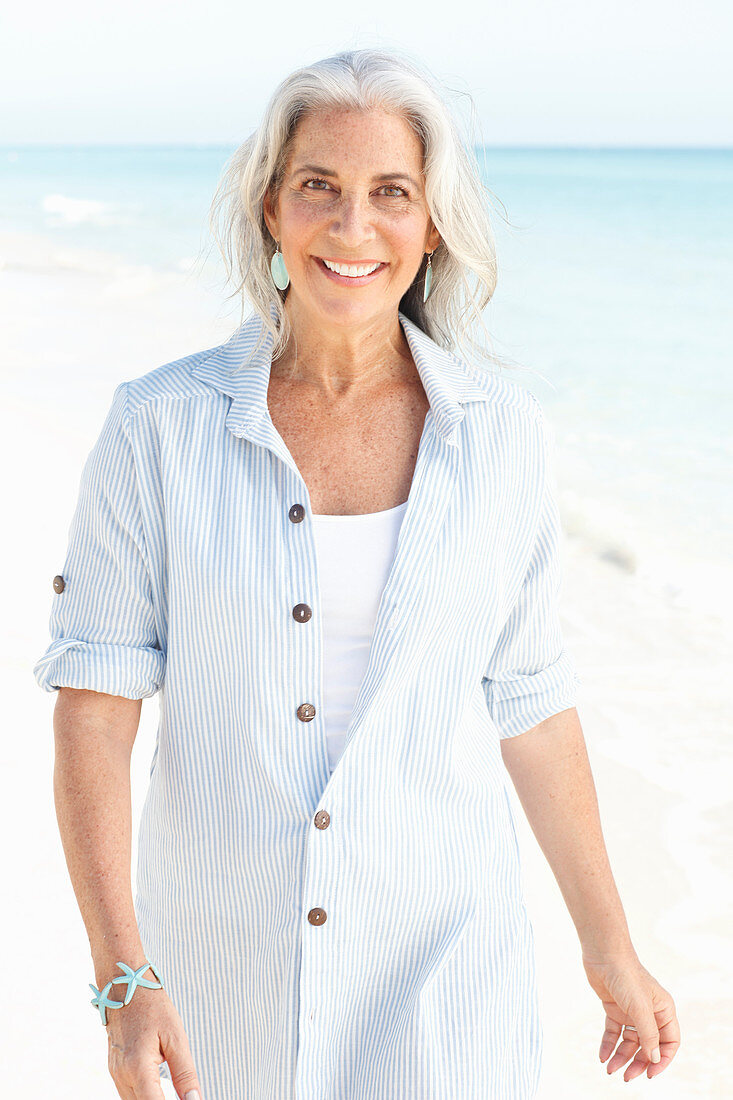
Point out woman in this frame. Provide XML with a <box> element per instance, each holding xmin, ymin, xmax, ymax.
<box><xmin>34</xmin><ymin>48</ymin><xmax>679</xmax><ymax>1100</ymax></box>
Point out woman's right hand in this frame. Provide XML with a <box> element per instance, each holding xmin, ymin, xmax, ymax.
<box><xmin>105</xmin><ymin>984</ymin><xmax>203</xmax><ymax>1100</ymax></box>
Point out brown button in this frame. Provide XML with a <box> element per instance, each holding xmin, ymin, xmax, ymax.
<box><xmin>297</xmin><ymin>702</ymin><xmax>316</xmax><ymax>722</ymax></box>
<box><xmin>53</xmin><ymin>574</ymin><xmax>65</xmax><ymax>594</ymax></box>
<box><xmin>314</xmin><ymin>809</ymin><xmax>330</xmax><ymax>829</ymax></box>
<box><xmin>292</xmin><ymin>603</ymin><xmax>312</xmax><ymax>623</ymax></box>
<box><xmin>289</xmin><ymin>503</ymin><xmax>305</xmax><ymax>523</ymax></box>
<box><xmin>307</xmin><ymin>907</ymin><xmax>327</xmax><ymax>926</ymax></box>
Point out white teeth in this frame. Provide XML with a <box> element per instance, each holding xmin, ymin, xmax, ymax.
<box><xmin>322</xmin><ymin>260</ymin><xmax>382</xmax><ymax>277</ymax></box>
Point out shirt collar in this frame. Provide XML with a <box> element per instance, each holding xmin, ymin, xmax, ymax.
<box><xmin>190</xmin><ymin>304</ymin><xmax>493</xmax><ymax>444</ymax></box>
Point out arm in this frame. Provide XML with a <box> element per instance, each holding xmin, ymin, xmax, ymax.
<box><xmin>53</xmin><ymin>687</ymin><xmax>204</xmax><ymax>1098</ymax></box>
<box><xmin>484</xmin><ymin>404</ymin><xmax>679</xmax><ymax>1077</ymax></box>
<box><xmin>34</xmin><ymin>384</ymin><xmax>200</xmax><ymax>1096</ymax></box>
<box><xmin>486</xmin><ymin>405</ymin><xmax>630</xmax><ymax>954</ymax></box>
<box><xmin>499</xmin><ymin>705</ymin><xmax>634</xmax><ymax>958</ymax></box>
<box><xmin>53</xmin><ymin>687</ymin><xmax>147</xmax><ymax>989</ymax></box>
<box><xmin>501</xmin><ymin>705</ymin><xmax>680</xmax><ymax>1078</ymax></box>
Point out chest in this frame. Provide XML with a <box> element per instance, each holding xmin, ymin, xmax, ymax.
<box><xmin>266</xmin><ymin>376</ymin><xmax>431</xmax><ymax>515</ymax></box>
<box><xmin>148</xmin><ymin>395</ymin><xmax>537</xmax><ymax>662</ymax></box>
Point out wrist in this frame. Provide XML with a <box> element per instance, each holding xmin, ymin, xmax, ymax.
<box><xmin>92</xmin><ymin>937</ymin><xmax>147</xmax><ymax>990</ymax></box>
<box><xmin>93</xmin><ymin>954</ymin><xmax>146</xmax><ymax>991</ymax></box>
<box><xmin>580</xmin><ymin>935</ymin><xmax>638</xmax><ymax>963</ymax></box>
<box><xmin>572</xmin><ymin>893</ymin><xmax>635</xmax><ymax>961</ymax></box>
<box><xmin>89</xmin><ymin>955</ymin><xmax>166</xmax><ymax>1027</ymax></box>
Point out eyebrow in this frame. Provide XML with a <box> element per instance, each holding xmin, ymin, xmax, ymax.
<box><xmin>293</xmin><ymin>164</ymin><xmax>420</xmax><ymax>189</ymax></box>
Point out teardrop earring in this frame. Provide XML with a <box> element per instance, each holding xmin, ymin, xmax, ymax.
<box><xmin>423</xmin><ymin>250</ymin><xmax>434</xmax><ymax>303</ymax></box>
<box><xmin>270</xmin><ymin>242</ymin><xmax>290</xmax><ymax>290</ymax></box>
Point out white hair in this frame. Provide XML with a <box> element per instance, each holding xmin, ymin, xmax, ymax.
<box><xmin>205</xmin><ymin>47</ymin><xmax>519</xmax><ymax>373</ymax></box>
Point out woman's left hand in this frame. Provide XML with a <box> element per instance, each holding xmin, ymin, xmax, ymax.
<box><xmin>581</xmin><ymin>949</ymin><xmax>680</xmax><ymax>1081</ymax></box>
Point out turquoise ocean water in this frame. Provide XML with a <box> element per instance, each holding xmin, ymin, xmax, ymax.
<box><xmin>2</xmin><ymin>145</ymin><xmax>731</xmax><ymax>617</ymax></box>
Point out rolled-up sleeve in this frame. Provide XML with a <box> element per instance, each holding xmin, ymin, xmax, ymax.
<box><xmin>33</xmin><ymin>382</ymin><xmax>165</xmax><ymax>700</ymax></box>
<box><xmin>482</xmin><ymin>403</ymin><xmax>581</xmax><ymax>739</ymax></box>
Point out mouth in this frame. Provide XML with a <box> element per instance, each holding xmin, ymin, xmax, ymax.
<box><xmin>314</xmin><ymin>257</ymin><xmax>388</xmax><ymax>284</ymax></box>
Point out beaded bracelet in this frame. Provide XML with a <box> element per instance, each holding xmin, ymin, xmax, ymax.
<box><xmin>89</xmin><ymin>957</ymin><xmax>166</xmax><ymax>1026</ymax></box>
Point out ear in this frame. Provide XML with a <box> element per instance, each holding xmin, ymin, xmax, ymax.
<box><xmin>263</xmin><ymin>187</ymin><xmax>279</xmax><ymax>243</ymax></box>
<box><xmin>426</xmin><ymin>223</ymin><xmax>441</xmax><ymax>253</ymax></box>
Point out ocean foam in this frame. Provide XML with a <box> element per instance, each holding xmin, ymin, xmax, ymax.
<box><xmin>41</xmin><ymin>192</ymin><xmax>129</xmax><ymax>227</ymax></box>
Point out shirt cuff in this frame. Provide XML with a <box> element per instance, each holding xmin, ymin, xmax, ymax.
<box><xmin>482</xmin><ymin>649</ymin><xmax>581</xmax><ymax>739</ymax></box>
<box><xmin>33</xmin><ymin>638</ymin><xmax>166</xmax><ymax>700</ymax></box>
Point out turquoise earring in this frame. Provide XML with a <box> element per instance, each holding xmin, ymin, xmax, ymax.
<box><xmin>423</xmin><ymin>250</ymin><xmax>434</xmax><ymax>303</ymax></box>
<box><xmin>270</xmin><ymin>242</ymin><xmax>290</xmax><ymax>290</ymax></box>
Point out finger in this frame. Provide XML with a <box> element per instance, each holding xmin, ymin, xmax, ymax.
<box><xmin>604</xmin><ymin>1021</ymin><xmax>644</xmax><ymax>1075</ymax></box>
<box><xmin>605</xmin><ymin>1034</ymin><xmax>641</xmax><ymax>1075</ymax></box>
<box><xmin>599</xmin><ymin>1019</ymin><xmax>622</xmax><ymax>1062</ymax></box>
<box><xmin>129</xmin><ymin>1061</ymin><xmax>167</xmax><ymax>1100</ymax></box>
<box><xmin>624</xmin><ymin>1048</ymin><xmax>653</xmax><ymax>1083</ymax></box>
<box><xmin>646</xmin><ymin>1013</ymin><xmax>682</xmax><ymax>1079</ymax></box>
<box><xmin>162</xmin><ymin>1030</ymin><xmax>204</xmax><ymax>1100</ymax></box>
<box><xmin>112</xmin><ymin>1047</ymin><xmax>167</xmax><ymax>1100</ymax></box>
<box><xmin>629</xmin><ymin>1000</ymin><xmax>661</xmax><ymax>1065</ymax></box>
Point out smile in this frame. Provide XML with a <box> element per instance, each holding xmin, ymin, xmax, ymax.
<box><xmin>315</xmin><ymin>257</ymin><xmax>387</xmax><ymax>283</ymax></box>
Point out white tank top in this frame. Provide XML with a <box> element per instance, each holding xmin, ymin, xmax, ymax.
<box><xmin>311</xmin><ymin>500</ymin><xmax>409</xmax><ymax>774</ymax></box>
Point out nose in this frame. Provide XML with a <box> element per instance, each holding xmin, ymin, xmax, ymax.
<box><xmin>326</xmin><ymin>193</ymin><xmax>377</xmax><ymax>248</ymax></box>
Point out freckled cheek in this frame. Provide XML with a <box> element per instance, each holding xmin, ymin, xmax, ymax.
<box><xmin>280</xmin><ymin>205</ymin><xmax>322</xmax><ymax>262</ymax></box>
<box><xmin>288</xmin><ymin>203</ymin><xmax>329</xmax><ymax>239</ymax></box>
<box><xmin>386</xmin><ymin>215</ymin><xmax>429</xmax><ymax>259</ymax></box>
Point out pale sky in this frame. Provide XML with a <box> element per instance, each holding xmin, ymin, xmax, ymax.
<box><xmin>1</xmin><ymin>0</ymin><xmax>731</xmax><ymax>146</ymax></box>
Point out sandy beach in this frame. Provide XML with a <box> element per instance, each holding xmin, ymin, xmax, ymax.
<box><xmin>4</xmin><ymin>226</ymin><xmax>731</xmax><ymax>1097</ymax></box>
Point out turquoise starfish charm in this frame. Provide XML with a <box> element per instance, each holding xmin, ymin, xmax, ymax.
<box><xmin>89</xmin><ymin>958</ymin><xmax>165</xmax><ymax>1025</ymax></box>
<box><xmin>89</xmin><ymin>980</ymin><xmax>124</xmax><ymax>1027</ymax></box>
<box><xmin>110</xmin><ymin>960</ymin><xmax>165</xmax><ymax>1005</ymax></box>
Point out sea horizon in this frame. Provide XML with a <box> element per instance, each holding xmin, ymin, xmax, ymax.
<box><xmin>2</xmin><ymin>143</ymin><xmax>731</xmax><ymax>624</ymax></box>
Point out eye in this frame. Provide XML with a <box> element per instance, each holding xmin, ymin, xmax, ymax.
<box><xmin>301</xmin><ymin>177</ymin><xmax>409</xmax><ymax>198</ymax></box>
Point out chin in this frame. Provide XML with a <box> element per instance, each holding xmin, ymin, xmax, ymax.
<box><xmin>303</xmin><ymin>294</ymin><xmax>395</xmax><ymax>326</ymax></box>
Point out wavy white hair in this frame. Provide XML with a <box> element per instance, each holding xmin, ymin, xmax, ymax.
<box><xmin>205</xmin><ymin>47</ymin><xmax>520</xmax><ymax>373</ymax></box>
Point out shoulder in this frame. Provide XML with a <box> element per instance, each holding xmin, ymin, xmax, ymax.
<box><xmin>117</xmin><ymin>338</ymin><xmax>230</xmax><ymax>420</ymax></box>
<box><xmin>459</xmin><ymin>358</ymin><xmax>545</xmax><ymax>425</ymax></box>
<box><xmin>455</xmin><ymin>360</ymin><xmax>554</xmax><ymax>484</ymax></box>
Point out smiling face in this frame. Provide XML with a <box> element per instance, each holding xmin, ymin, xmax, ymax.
<box><xmin>263</xmin><ymin>107</ymin><xmax>441</xmax><ymax>331</ymax></box>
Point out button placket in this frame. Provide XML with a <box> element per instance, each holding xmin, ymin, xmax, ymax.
<box><xmin>285</xmin><ymin>484</ymin><xmax>331</xmax><ymax>1055</ymax></box>
<box><xmin>288</xmin><ymin>497</ymin><xmax>318</xmax><ymax>728</ymax></box>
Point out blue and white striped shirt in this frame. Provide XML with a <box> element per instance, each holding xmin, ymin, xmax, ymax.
<box><xmin>34</xmin><ymin>308</ymin><xmax>581</xmax><ymax>1100</ymax></box>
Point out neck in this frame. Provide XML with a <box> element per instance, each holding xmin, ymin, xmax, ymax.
<box><xmin>271</xmin><ymin>298</ymin><xmax>413</xmax><ymax>398</ymax></box>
